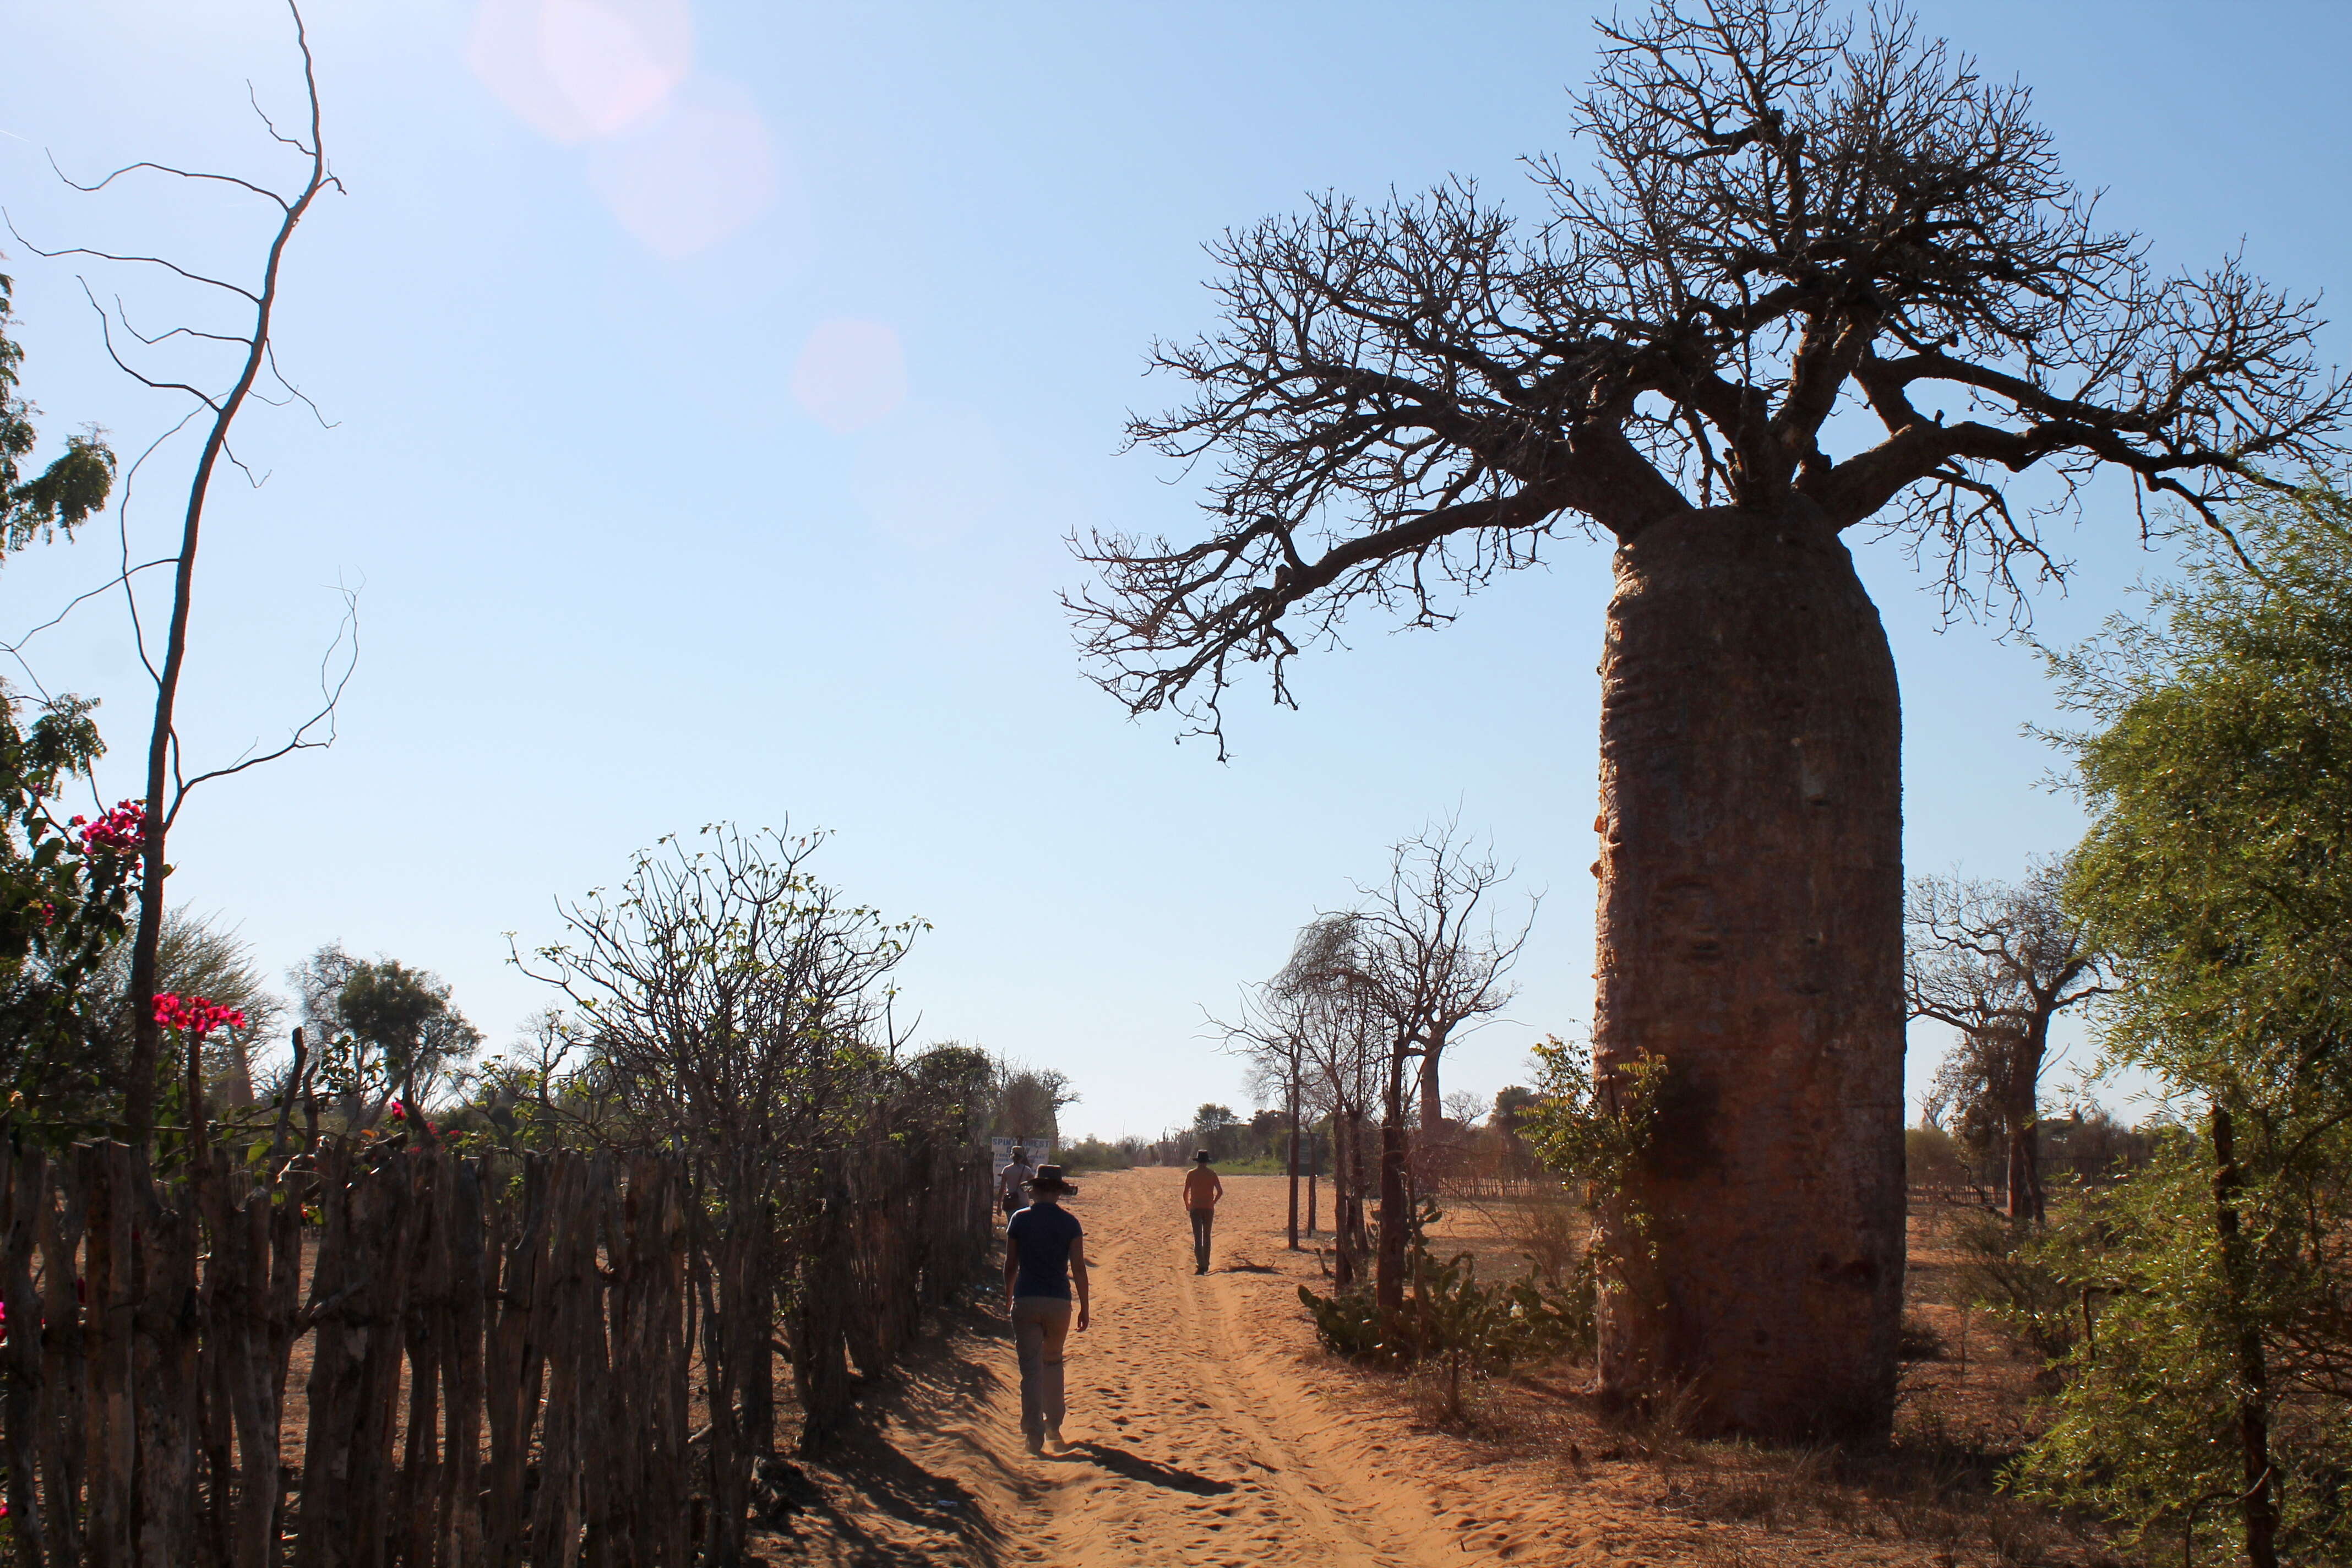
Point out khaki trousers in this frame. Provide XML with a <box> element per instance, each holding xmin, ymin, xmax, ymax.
<box><xmin>1010</xmin><ymin>1295</ymin><xmax>1073</xmax><ymax>1440</ymax></box>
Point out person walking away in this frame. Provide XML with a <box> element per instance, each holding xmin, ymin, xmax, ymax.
<box><xmin>1183</xmin><ymin>1150</ymin><xmax>1223</xmax><ymax>1275</ymax></box>
<box><xmin>1004</xmin><ymin>1163</ymin><xmax>1089</xmax><ymax>1454</ymax></box>
<box><xmin>998</xmin><ymin>1146</ymin><xmax>1035</xmax><ymax>1216</ymax></box>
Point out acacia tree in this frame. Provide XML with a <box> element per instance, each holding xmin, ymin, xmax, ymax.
<box><xmin>1907</xmin><ymin>864</ymin><xmax>2108</xmax><ymax>1222</ymax></box>
<box><xmin>291</xmin><ymin>943</ymin><xmax>481</xmax><ymax>1130</ymax></box>
<box><xmin>2018</xmin><ymin>484</ymin><xmax>2352</xmax><ymax>1568</ymax></box>
<box><xmin>1069</xmin><ymin>0</ymin><xmax>2349</xmax><ymax>1436</ymax></box>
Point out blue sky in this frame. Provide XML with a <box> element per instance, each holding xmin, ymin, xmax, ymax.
<box><xmin>4</xmin><ymin>1</ymin><xmax>2346</xmax><ymax>1137</ymax></box>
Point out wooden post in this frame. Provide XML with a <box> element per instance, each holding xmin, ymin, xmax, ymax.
<box><xmin>3</xmin><ymin>1145</ymin><xmax>50</xmax><ymax>1565</ymax></box>
<box><xmin>484</xmin><ymin>1153</ymin><xmax>549</xmax><ymax>1568</ymax></box>
<box><xmin>442</xmin><ymin>1157</ymin><xmax>488</xmax><ymax>1567</ymax></box>
<box><xmin>37</xmin><ymin>1153</ymin><xmax>88</xmax><ymax>1568</ymax></box>
<box><xmin>85</xmin><ymin>1142</ymin><xmax>137</xmax><ymax>1568</ymax></box>
<box><xmin>132</xmin><ymin>1150</ymin><xmax>200</xmax><ymax>1565</ymax></box>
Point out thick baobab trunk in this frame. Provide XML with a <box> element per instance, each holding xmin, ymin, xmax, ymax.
<box><xmin>1593</xmin><ymin>505</ymin><xmax>1905</xmax><ymax>1442</ymax></box>
<box><xmin>1417</xmin><ymin>1051</ymin><xmax>1444</xmax><ymax>1142</ymax></box>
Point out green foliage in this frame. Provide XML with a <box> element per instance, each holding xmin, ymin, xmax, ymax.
<box><xmin>1516</xmin><ymin>1033</ymin><xmax>1665</xmax><ymax>1277</ymax></box>
<box><xmin>2010</xmin><ymin>1125</ymin><xmax>2352</xmax><ymax>1563</ymax></box>
<box><xmin>1</xmin><ymin>274</ymin><xmax>117</xmax><ymax>558</ymax></box>
<box><xmin>1299</xmin><ymin>1201</ymin><xmax>1592</xmax><ymax>1415</ymax></box>
<box><xmin>1905</xmin><ymin>1123</ymin><xmax>1967</xmax><ymax>1188</ymax></box>
<box><xmin>2050</xmin><ymin>482</ymin><xmax>2352</xmax><ymax>1114</ymax></box>
<box><xmin>2018</xmin><ymin>482</ymin><xmax>2352</xmax><ymax>1564</ymax></box>
<box><xmin>1057</xmin><ymin>1134</ymin><xmax>1136</xmax><ymax>1172</ymax></box>
<box><xmin>295</xmin><ymin>944</ymin><xmax>481</xmax><ymax>1118</ymax></box>
<box><xmin>992</xmin><ymin>1061</ymin><xmax>1074</xmax><ymax>1142</ymax></box>
<box><xmin>0</xmin><ymin>690</ymin><xmax>138</xmax><ymax>1121</ymax></box>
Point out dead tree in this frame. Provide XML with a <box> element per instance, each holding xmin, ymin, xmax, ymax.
<box><xmin>1908</xmin><ymin>863</ymin><xmax>2108</xmax><ymax>1223</ymax></box>
<box><xmin>1276</xmin><ymin>913</ymin><xmax>1384</xmax><ymax>1289</ymax></box>
<box><xmin>1349</xmin><ymin>824</ymin><xmax>1529</xmax><ymax>1313</ymax></box>
<box><xmin>10</xmin><ymin>0</ymin><xmax>353</xmax><ymax>1146</ymax></box>
<box><xmin>1227</xmin><ymin>920</ymin><xmax>1354</xmax><ymax>1252</ymax></box>
<box><xmin>1067</xmin><ymin>0</ymin><xmax>2348</xmax><ymax>1438</ymax></box>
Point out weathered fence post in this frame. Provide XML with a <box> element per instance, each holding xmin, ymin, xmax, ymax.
<box><xmin>483</xmin><ymin>1152</ymin><xmax>549</xmax><ymax>1568</ymax></box>
<box><xmin>3</xmin><ymin>1144</ymin><xmax>49</xmax><ymax>1566</ymax></box>
<box><xmin>38</xmin><ymin>1150</ymin><xmax>88</xmax><ymax>1568</ymax></box>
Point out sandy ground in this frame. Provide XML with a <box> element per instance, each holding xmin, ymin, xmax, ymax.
<box><xmin>768</xmin><ymin>1169</ymin><xmax>2081</xmax><ymax>1567</ymax></box>
<box><xmin>785</xmin><ymin>1170</ymin><xmax>1853</xmax><ymax>1561</ymax></box>
<box><xmin>780</xmin><ymin>1168</ymin><xmax>1577</xmax><ymax>1565</ymax></box>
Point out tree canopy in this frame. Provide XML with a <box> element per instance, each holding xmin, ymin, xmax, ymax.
<box><xmin>1</xmin><ymin>273</ymin><xmax>116</xmax><ymax>560</ymax></box>
<box><xmin>2017</xmin><ymin>482</ymin><xmax>2352</xmax><ymax>1565</ymax></box>
<box><xmin>1069</xmin><ymin>0</ymin><xmax>2350</xmax><ymax>745</ymax></box>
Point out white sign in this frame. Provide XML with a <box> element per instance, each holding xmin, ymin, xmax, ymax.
<box><xmin>990</xmin><ymin>1137</ymin><xmax>1052</xmax><ymax>1167</ymax></box>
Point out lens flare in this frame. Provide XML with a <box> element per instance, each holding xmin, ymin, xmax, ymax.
<box><xmin>467</xmin><ymin>0</ymin><xmax>692</xmax><ymax>145</ymax></box>
<box><xmin>792</xmin><ymin>321</ymin><xmax>908</xmax><ymax>434</ymax></box>
<box><xmin>586</xmin><ymin>76</ymin><xmax>777</xmax><ymax>261</ymax></box>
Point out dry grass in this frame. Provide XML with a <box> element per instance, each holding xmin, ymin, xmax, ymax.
<box><xmin>1320</xmin><ymin>1186</ymin><xmax>2139</xmax><ymax>1567</ymax></box>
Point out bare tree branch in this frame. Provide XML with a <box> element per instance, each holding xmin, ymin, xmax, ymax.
<box><xmin>1071</xmin><ymin>0</ymin><xmax>2351</xmax><ymax>746</ymax></box>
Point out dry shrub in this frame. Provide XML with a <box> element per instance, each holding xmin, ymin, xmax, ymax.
<box><xmin>1504</xmin><ymin>1189</ymin><xmax>1588</xmax><ymax>1287</ymax></box>
<box><xmin>1899</xmin><ymin>1308</ymin><xmax>1950</xmax><ymax>1362</ymax></box>
<box><xmin>1949</xmin><ymin>1209</ymin><xmax>2079</xmax><ymax>1359</ymax></box>
<box><xmin>1621</xmin><ymin>1376</ymin><xmax>1708</xmax><ymax>1467</ymax></box>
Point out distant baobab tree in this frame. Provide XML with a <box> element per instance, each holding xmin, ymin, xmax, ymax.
<box><xmin>1069</xmin><ymin>0</ymin><xmax>2349</xmax><ymax>1438</ymax></box>
<box><xmin>1908</xmin><ymin>864</ymin><xmax>2109</xmax><ymax>1225</ymax></box>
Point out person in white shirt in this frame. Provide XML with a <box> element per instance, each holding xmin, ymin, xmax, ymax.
<box><xmin>999</xmin><ymin>1147</ymin><xmax>1036</xmax><ymax>1216</ymax></box>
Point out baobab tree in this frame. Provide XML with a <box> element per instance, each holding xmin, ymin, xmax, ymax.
<box><xmin>1908</xmin><ymin>864</ymin><xmax>2108</xmax><ymax>1224</ymax></box>
<box><xmin>1070</xmin><ymin>0</ymin><xmax>2349</xmax><ymax>1438</ymax></box>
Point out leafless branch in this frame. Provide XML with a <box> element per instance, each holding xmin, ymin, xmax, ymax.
<box><xmin>166</xmin><ymin>582</ymin><xmax>359</xmax><ymax>813</ymax></box>
<box><xmin>1070</xmin><ymin>0</ymin><xmax>2350</xmax><ymax>746</ymax></box>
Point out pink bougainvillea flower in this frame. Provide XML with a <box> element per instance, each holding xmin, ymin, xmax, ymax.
<box><xmin>153</xmin><ymin>992</ymin><xmax>248</xmax><ymax>1038</ymax></box>
<box><xmin>77</xmin><ymin>800</ymin><xmax>146</xmax><ymax>856</ymax></box>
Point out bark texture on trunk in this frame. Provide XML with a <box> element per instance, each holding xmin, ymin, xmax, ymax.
<box><xmin>1592</xmin><ymin>507</ymin><xmax>1905</xmax><ymax>1442</ymax></box>
<box><xmin>2210</xmin><ymin>1104</ymin><xmax>2280</xmax><ymax>1568</ymax></box>
<box><xmin>2003</xmin><ymin>1030</ymin><xmax>2045</xmax><ymax>1224</ymax></box>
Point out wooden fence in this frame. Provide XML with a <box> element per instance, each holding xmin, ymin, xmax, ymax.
<box><xmin>0</xmin><ymin>1135</ymin><xmax>992</xmax><ymax>1566</ymax></box>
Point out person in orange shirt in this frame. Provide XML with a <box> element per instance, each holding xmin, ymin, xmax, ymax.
<box><xmin>1181</xmin><ymin>1150</ymin><xmax>1223</xmax><ymax>1275</ymax></box>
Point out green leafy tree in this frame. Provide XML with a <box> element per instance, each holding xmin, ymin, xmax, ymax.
<box><xmin>0</xmin><ymin>695</ymin><xmax>137</xmax><ymax>1120</ymax></box>
<box><xmin>1</xmin><ymin>273</ymin><xmax>116</xmax><ymax>557</ymax></box>
<box><xmin>293</xmin><ymin>943</ymin><xmax>481</xmax><ymax>1129</ymax></box>
<box><xmin>2018</xmin><ymin>482</ymin><xmax>2352</xmax><ymax>1567</ymax></box>
<box><xmin>993</xmin><ymin>1061</ymin><xmax>1076</xmax><ymax>1144</ymax></box>
<box><xmin>0</xmin><ymin>274</ymin><xmax>124</xmax><ymax>1120</ymax></box>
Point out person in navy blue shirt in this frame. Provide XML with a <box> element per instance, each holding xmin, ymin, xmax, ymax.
<box><xmin>1004</xmin><ymin>1163</ymin><xmax>1090</xmax><ymax>1455</ymax></box>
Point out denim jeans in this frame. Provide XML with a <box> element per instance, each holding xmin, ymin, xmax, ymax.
<box><xmin>1188</xmin><ymin>1207</ymin><xmax>1214</xmax><ymax>1272</ymax></box>
<box><xmin>1010</xmin><ymin>1295</ymin><xmax>1072</xmax><ymax>1440</ymax></box>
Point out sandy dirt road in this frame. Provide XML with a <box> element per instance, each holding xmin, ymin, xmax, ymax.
<box><xmin>826</xmin><ymin>1168</ymin><xmax>1595</xmax><ymax>1567</ymax></box>
<box><xmin>780</xmin><ymin>1173</ymin><xmax>2077</xmax><ymax>1567</ymax></box>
